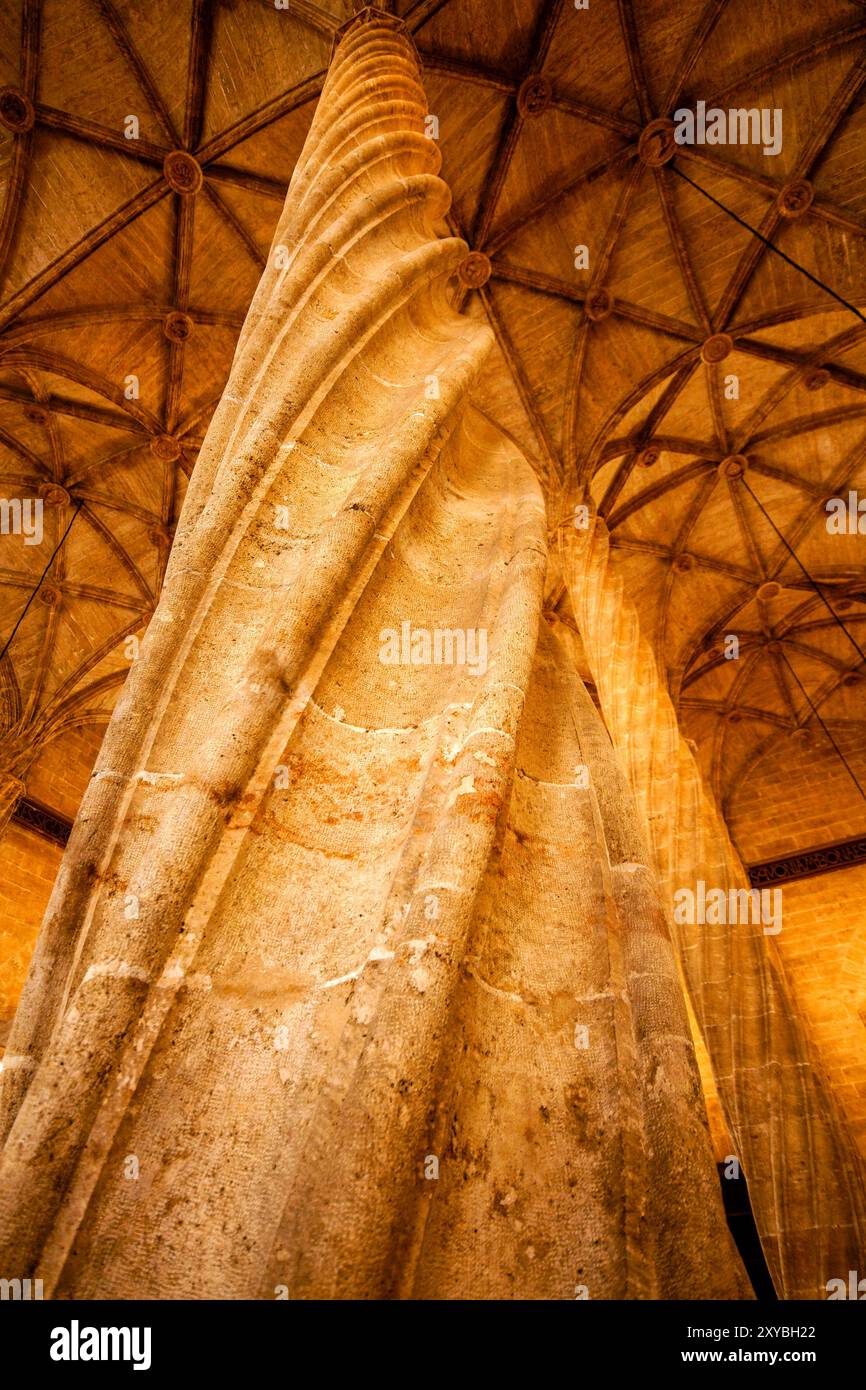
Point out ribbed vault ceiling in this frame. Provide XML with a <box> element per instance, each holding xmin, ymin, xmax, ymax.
<box><xmin>0</xmin><ymin>0</ymin><xmax>864</xmax><ymax>837</ymax></box>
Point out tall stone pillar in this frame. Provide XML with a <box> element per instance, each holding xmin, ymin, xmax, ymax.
<box><xmin>0</xmin><ymin>727</ymin><xmax>42</xmax><ymax>1110</ymax></box>
<box><xmin>561</xmin><ymin>512</ymin><xmax>866</xmax><ymax>1299</ymax></box>
<box><xmin>0</xmin><ymin>11</ymin><xmax>747</xmax><ymax>1300</ymax></box>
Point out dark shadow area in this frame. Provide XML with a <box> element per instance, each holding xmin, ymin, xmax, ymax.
<box><xmin>718</xmin><ymin>1163</ymin><xmax>778</xmax><ymax>1300</ymax></box>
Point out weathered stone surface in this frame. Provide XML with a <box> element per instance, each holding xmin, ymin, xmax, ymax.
<box><xmin>562</xmin><ymin>511</ymin><xmax>866</xmax><ymax>1300</ymax></box>
<box><xmin>0</xmin><ymin>13</ymin><xmax>747</xmax><ymax>1301</ymax></box>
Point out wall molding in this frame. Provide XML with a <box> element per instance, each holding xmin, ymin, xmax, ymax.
<box><xmin>748</xmin><ymin>834</ymin><xmax>866</xmax><ymax>887</ymax></box>
<box><xmin>11</xmin><ymin>796</ymin><xmax>73</xmax><ymax>849</ymax></box>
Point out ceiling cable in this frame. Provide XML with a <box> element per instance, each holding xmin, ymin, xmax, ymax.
<box><xmin>780</xmin><ymin>648</ymin><xmax>866</xmax><ymax>807</ymax></box>
<box><xmin>669</xmin><ymin>161</ymin><xmax>866</xmax><ymax>325</ymax></box>
<box><xmin>741</xmin><ymin>477</ymin><xmax>866</xmax><ymax>671</ymax></box>
<box><xmin>0</xmin><ymin>501</ymin><xmax>83</xmax><ymax>667</ymax></box>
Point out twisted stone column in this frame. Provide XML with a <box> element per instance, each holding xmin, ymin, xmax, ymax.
<box><xmin>561</xmin><ymin>512</ymin><xmax>866</xmax><ymax>1299</ymax></box>
<box><xmin>0</xmin><ymin>11</ymin><xmax>746</xmax><ymax>1300</ymax></box>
